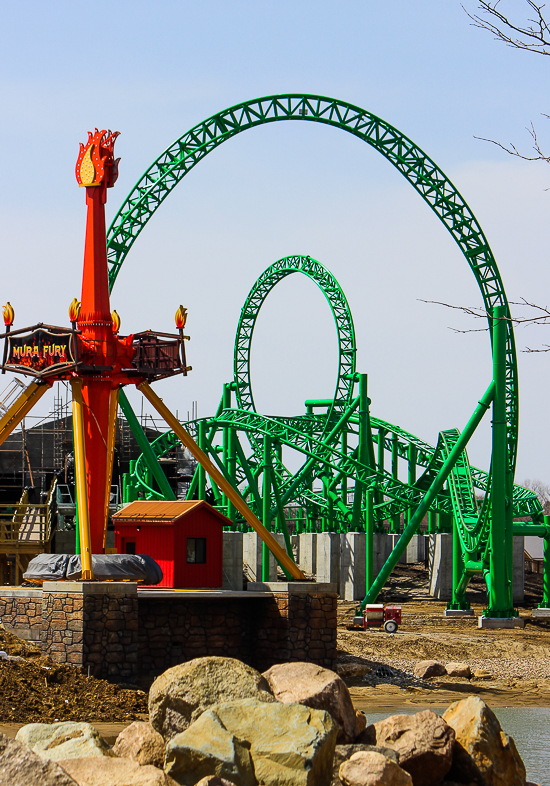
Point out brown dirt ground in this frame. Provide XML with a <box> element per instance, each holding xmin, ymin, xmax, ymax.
<box><xmin>0</xmin><ymin>627</ymin><xmax>148</xmax><ymax>724</ymax></box>
<box><xmin>338</xmin><ymin>563</ymin><xmax>550</xmax><ymax>711</ymax></box>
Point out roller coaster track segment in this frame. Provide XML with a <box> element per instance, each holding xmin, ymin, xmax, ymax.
<box><xmin>234</xmin><ymin>255</ymin><xmax>356</xmax><ymax>440</ymax></box>
<box><xmin>107</xmin><ymin>93</ymin><xmax>518</xmax><ymax>477</ymax></box>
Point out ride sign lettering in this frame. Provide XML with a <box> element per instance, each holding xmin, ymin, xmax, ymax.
<box><xmin>6</xmin><ymin>330</ymin><xmax>75</xmax><ymax>374</ymax></box>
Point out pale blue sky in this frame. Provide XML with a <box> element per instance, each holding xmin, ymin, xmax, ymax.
<box><xmin>0</xmin><ymin>1</ymin><xmax>549</xmax><ymax>484</ymax></box>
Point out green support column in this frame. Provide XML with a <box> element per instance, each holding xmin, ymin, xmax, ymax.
<box><xmin>366</xmin><ymin>488</ymin><xmax>374</xmax><ymax>592</ymax></box>
<box><xmin>486</xmin><ymin>305</ymin><xmax>515</xmax><ymax>618</ymax></box>
<box><xmin>198</xmin><ymin>420</ymin><xmax>207</xmax><ymax>501</ymax></box>
<box><xmin>341</xmin><ymin>431</ymin><xmax>348</xmax><ymax>506</ymax></box>
<box><xmin>361</xmin><ymin>378</ymin><xmax>495</xmax><ymax>609</ymax></box>
<box><xmin>450</xmin><ymin>517</ymin><xmax>470</xmax><ymax>610</ymax></box>
<box><xmin>540</xmin><ymin>515</ymin><xmax>550</xmax><ymax>609</ymax></box>
<box><xmin>262</xmin><ymin>436</ymin><xmax>272</xmax><ymax>581</ymax></box>
<box><xmin>407</xmin><ymin>444</ymin><xmax>417</xmax><ymax>526</ymax></box>
<box><xmin>119</xmin><ymin>389</ymin><xmax>176</xmax><ymax>500</ymax></box>
<box><xmin>390</xmin><ymin>433</ymin><xmax>400</xmax><ymax>533</ymax></box>
<box><xmin>351</xmin><ymin>374</ymin><xmax>368</xmax><ymax>531</ymax></box>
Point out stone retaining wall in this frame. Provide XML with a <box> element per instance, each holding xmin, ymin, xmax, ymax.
<box><xmin>0</xmin><ymin>583</ymin><xmax>337</xmax><ymax>679</ymax></box>
<box><xmin>0</xmin><ymin>588</ymin><xmax>42</xmax><ymax>642</ymax></box>
<box><xmin>41</xmin><ymin>583</ymin><xmax>138</xmax><ymax>681</ymax></box>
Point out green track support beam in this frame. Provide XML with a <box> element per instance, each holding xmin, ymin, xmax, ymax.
<box><xmin>361</xmin><ymin>379</ymin><xmax>495</xmax><ymax>610</ymax></box>
<box><xmin>485</xmin><ymin>305</ymin><xmax>515</xmax><ymax>618</ymax></box>
<box><xmin>118</xmin><ymin>389</ymin><xmax>176</xmax><ymax>501</ymax></box>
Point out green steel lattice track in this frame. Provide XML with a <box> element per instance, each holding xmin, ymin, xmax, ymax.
<box><xmin>107</xmin><ymin>94</ymin><xmax>546</xmax><ymax>611</ymax></box>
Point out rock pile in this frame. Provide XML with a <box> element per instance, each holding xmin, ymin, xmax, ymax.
<box><xmin>1</xmin><ymin>656</ymin><xmax>533</xmax><ymax>786</ymax></box>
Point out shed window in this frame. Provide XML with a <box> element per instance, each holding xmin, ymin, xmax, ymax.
<box><xmin>125</xmin><ymin>541</ymin><xmax>136</xmax><ymax>555</ymax></box>
<box><xmin>187</xmin><ymin>537</ymin><xmax>206</xmax><ymax>564</ymax></box>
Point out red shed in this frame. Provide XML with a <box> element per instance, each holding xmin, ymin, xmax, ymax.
<box><xmin>112</xmin><ymin>500</ymin><xmax>227</xmax><ymax>588</ymax></box>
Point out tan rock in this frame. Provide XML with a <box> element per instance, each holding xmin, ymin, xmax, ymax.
<box><xmin>355</xmin><ymin>710</ymin><xmax>367</xmax><ymax>738</ymax></box>
<box><xmin>194</xmin><ymin>778</ymin><xmax>237</xmax><ymax>786</ymax></box>
<box><xmin>165</xmin><ymin>697</ymin><xmax>337</xmax><ymax>786</ymax></box>
<box><xmin>0</xmin><ymin>731</ymin><xmax>78</xmax><ymax>786</ymax></box>
<box><xmin>332</xmin><ymin>744</ymin><xmax>399</xmax><ymax>785</ymax></box>
<box><xmin>373</xmin><ymin>710</ymin><xmax>454</xmax><ymax>786</ymax></box>
<box><xmin>59</xmin><ymin>757</ymin><xmax>179</xmax><ymax>786</ymax></box>
<box><xmin>263</xmin><ymin>661</ymin><xmax>357</xmax><ymax>743</ymax></box>
<box><xmin>149</xmin><ymin>656</ymin><xmax>274</xmax><ymax>741</ymax></box>
<box><xmin>16</xmin><ymin>722</ymin><xmax>115</xmax><ymax>761</ymax></box>
<box><xmin>339</xmin><ymin>751</ymin><xmax>412</xmax><ymax>786</ymax></box>
<box><xmin>337</xmin><ymin>663</ymin><xmax>372</xmax><ymax>680</ymax></box>
<box><xmin>413</xmin><ymin>660</ymin><xmax>446</xmax><ymax>679</ymax></box>
<box><xmin>445</xmin><ymin>662</ymin><xmax>471</xmax><ymax>679</ymax></box>
<box><xmin>113</xmin><ymin>721</ymin><xmax>165</xmax><ymax>768</ymax></box>
<box><xmin>472</xmin><ymin>669</ymin><xmax>492</xmax><ymax>680</ymax></box>
<box><xmin>443</xmin><ymin>696</ymin><xmax>526</xmax><ymax>786</ymax></box>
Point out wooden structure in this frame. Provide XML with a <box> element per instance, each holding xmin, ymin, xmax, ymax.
<box><xmin>0</xmin><ymin>480</ymin><xmax>56</xmax><ymax>584</ymax></box>
<box><xmin>113</xmin><ymin>500</ymin><xmax>226</xmax><ymax>588</ymax></box>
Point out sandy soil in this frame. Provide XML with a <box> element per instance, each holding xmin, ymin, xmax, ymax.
<box><xmin>338</xmin><ymin>564</ymin><xmax>550</xmax><ymax>711</ymax></box>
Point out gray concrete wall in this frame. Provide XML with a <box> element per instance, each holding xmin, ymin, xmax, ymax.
<box><xmin>316</xmin><ymin>532</ymin><xmax>341</xmax><ymax>593</ymax></box>
<box><xmin>340</xmin><ymin>532</ymin><xmax>366</xmax><ymax>601</ymax></box>
<box><xmin>222</xmin><ymin>531</ymin><xmax>244</xmax><ymax>591</ymax></box>
<box><xmin>243</xmin><ymin>532</ymin><xmax>282</xmax><ymax>582</ymax></box>
<box><xmin>373</xmin><ymin>533</ymin><xmax>393</xmax><ymax>576</ymax></box>
<box><xmin>299</xmin><ymin>533</ymin><xmax>317</xmax><ymax>576</ymax></box>
<box><xmin>513</xmin><ymin>535</ymin><xmax>525</xmax><ymax>605</ymax></box>
<box><xmin>428</xmin><ymin>533</ymin><xmax>453</xmax><ymax>600</ymax></box>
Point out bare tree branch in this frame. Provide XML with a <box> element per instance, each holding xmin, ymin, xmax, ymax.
<box><xmin>420</xmin><ymin>298</ymin><xmax>550</xmax><ymax>349</ymax></box>
<box><xmin>463</xmin><ymin>1</ymin><xmax>550</xmax><ymax>56</ymax></box>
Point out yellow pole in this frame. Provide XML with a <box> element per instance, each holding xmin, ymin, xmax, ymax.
<box><xmin>71</xmin><ymin>379</ymin><xmax>94</xmax><ymax>580</ymax></box>
<box><xmin>103</xmin><ymin>388</ymin><xmax>119</xmax><ymax>550</ymax></box>
<box><xmin>0</xmin><ymin>382</ymin><xmax>49</xmax><ymax>447</ymax></box>
<box><xmin>138</xmin><ymin>381</ymin><xmax>306</xmax><ymax>581</ymax></box>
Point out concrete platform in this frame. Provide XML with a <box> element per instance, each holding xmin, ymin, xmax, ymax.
<box><xmin>137</xmin><ymin>588</ymin><xmax>269</xmax><ymax>598</ymax></box>
<box><xmin>532</xmin><ymin>607</ymin><xmax>550</xmax><ymax>618</ymax></box>
<box><xmin>478</xmin><ymin>616</ymin><xmax>525</xmax><ymax>629</ymax></box>
<box><xmin>444</xmin><ymin>609</ymin><xmax>475</xmax><ymax>617</ymax></box>
<box><xmin>247</xmin><ymin>581</ymin><xmax>337</xmax><ymax>594</ymax></box>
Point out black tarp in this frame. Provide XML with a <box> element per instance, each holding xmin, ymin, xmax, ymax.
<box><xmin>23</xmin><ymin>553</ymin><xmax>163</xmax><ymax>585</ymax></box>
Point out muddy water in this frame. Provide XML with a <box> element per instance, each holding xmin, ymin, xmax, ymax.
<box><xmin>368</xmin><ymin>706</ymin><xmax>550</xmax><ymax>786</ymax></box>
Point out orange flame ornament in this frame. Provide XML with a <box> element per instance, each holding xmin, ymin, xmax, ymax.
<box><xmin>69</xmin><ymin>298</ymin><xmax>81</xmax><ymax>324</ymax></box>
<box><xmin>175</xmin><ymin>305</ymin><xmax>187</xmax><ymax>330</ymax></box>
<box><xmin>111</xmin><ymin>310</ymin><xmax>121</xmax><ymax>333</ymax></box>
<box><xmin>75</xmin><ymin>129</ymin><xmax>120</xmax><ymax>188</ymax></box>
<box><xmin>2</xmin><ymin>303</ymin><xmax>14</xmax><ymax>327</ymax></box>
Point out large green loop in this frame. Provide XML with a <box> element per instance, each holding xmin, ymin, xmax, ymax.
<box><xmin>234</xmin><ymin>255</ymin><xmax>356</xmax><ymax>421</ymax></box>
<box><xmin>107</xmin><ymin>93</ymin><xmax>518</xmax><ymax>474</ymax></box>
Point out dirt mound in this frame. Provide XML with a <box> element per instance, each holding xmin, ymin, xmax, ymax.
<box><xmin>0</xmin><ymin>627</ymin><xmax>147</xmax><ymax>724</ymax></box>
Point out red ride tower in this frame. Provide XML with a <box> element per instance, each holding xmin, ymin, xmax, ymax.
<box><xmin>75</xmin><ymin>130</ymin><xmax>123</xmax><ymax>554</ymax></box>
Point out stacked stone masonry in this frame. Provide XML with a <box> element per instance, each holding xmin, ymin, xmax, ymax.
<box><xmin>0</xmin><ymin>585</ymin><xmax>337</xmax><ymax>678</ymax></box>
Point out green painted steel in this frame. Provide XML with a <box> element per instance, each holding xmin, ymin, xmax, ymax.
<box><xmin>106</xmin><ymin>93</ymin><xmax>518</xmax><ymax>476</ymax></box>
<box><xmin>107</xmin><ymin>94</ymin><xmax>548</xmax><ymax>610</ymax></box>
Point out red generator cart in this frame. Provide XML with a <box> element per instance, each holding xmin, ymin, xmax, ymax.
<box><xmin>354</xmin><ymin>604</ymin><xmax>402</xmax><ymax>633</ymax></box>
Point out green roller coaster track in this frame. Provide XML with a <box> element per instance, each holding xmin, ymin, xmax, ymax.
<box><xmin>107</xmin><ymin>93</ymin><xmax>549</xmax><ymax>617</ymax></box>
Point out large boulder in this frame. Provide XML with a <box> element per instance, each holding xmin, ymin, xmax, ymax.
<box><xmin>16</xmin><ymin>722</ymin><xmax>115</xmax><ymax>761</ymax></box>
<box><xmin>445</xmin><ymin>663</ymin><xmax>471</xmax><ymax>679</ymax></box>
<box><xmin>165</xmin><ymin>698</ymin><xmax>338</xmax><ymax>786</ymax></box>
<box><xmin>339</xmin><ymin>751</ymin><xmax>412</xmax><ymax>786</ymax></box>
<box><xmin>0</xmin><ymin>731</ymin><xmax>78</xmax><ymax>786</ymax></box>
<box><xmin>263</xmin><ymin>661</ymin><xmax>357</xmax><ymax>743</ymax></box>
<box><xmin>413</xmin><ymin>661</ymin><xmax>446</xmax><ymax>680</ymax></box>
<box><xmin>332</xmin><ymin>744</ymin><xmax>399</xmax><ymax>786</ymax></box>
<box><xmin>194</xmin><ymin>778</ymin><xmax>237</xmax><ymax>786</ymax></box>
<box><xmin>443</xmin><ymin>696</ymin><xmax>526</xmax><ymax>786</ymax></box>
<box><xmin>59</xmin><ymin>757</ymin><xmax>179</xmax><ymax>786</ymax></box>
<box><xmin>372</xmin><ymin>710</ymin><xmax>454</xmax><ymax>786</ymax></box>
<box><xmin>149</xmin><ymin>656</ymin><xmax>274</xmax><ymax>741</ymax></box>
<box><xmin>113</xmin><ymin>721</ymin><xmax>165</xmax><ymax>768</ymax></box>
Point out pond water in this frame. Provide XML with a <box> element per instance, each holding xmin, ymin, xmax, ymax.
<box><xmin>367</xmin><ymin>706</ymin><xmax>550</xmax><ymax>786</ymax></box>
